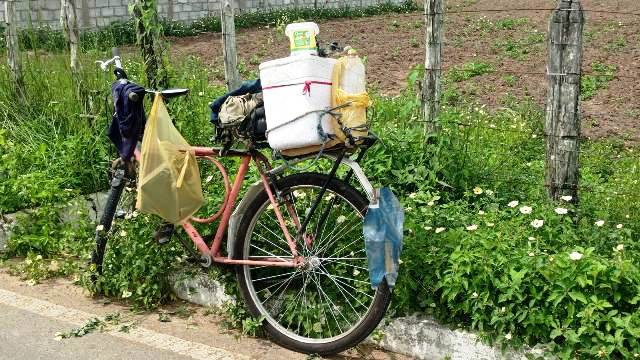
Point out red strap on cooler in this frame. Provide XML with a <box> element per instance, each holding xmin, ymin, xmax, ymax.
<box><xmin>262</xmin><ymin>80</ymin><xmax>332</xmax><ymax>96</ymax></box>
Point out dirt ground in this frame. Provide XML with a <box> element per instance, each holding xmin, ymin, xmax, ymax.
<box><xmin>169</xmin><ymin>0</ymin><xmax>639</xmax><ymax>142</ymax></box>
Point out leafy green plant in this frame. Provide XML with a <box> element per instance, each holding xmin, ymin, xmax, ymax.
<box><xmin>494</xmin><ymin>31</ymin><xmax>545</xmax><ymax>60</ymax></box>
<box><xmin>446</xmin><ymin>62</ymin><xmax>494</xmax><ymax>83</ymax></box>
<box><xmin>581</xmin><ymin>62</ymin><xmax>616</xmax><ymax>100</ymax></box>
<box><xmin>494</xmin><ymin>17</ymin><xmax>529</xmax><ymax>30</ymax></box>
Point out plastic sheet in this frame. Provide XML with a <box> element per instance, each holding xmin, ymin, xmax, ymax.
<box><xmin>363</xmin><ymin>188</ymin><xmax>404</xmax><ymax>289</ymax></box>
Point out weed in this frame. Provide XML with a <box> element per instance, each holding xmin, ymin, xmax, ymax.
<box><xmin>494</xmin><ymin>31</ymin><xmax>545</xmax><ymax>60</ymax></box>
<box><xmin>495</xmin><ymin>17</ymin><xmax>529</xmax><ymax>30</ymax></box>
<box><xmin>606</xmin><ymin>36</ymin><xmax>627</xmax><ymax>51</ymax></box>
<box><xmin>410</xmin><ymin>37</ymin><xmax>419</xmax><ymax>48</ymax></box>
<box><xmin>581</xmin><ymin>62</ymin><xmax>616</xmax><ymax>100</ymax></box>
<box><xmin>248</xmin><ymin>54</ymin><xmax>261</xmax><ymax>66</ymax></box>
<box><xmin>446</xmin><ymin>62</ymin><xmax>494</xmax><ymax>83</ymax></box>
<box><xmin>502</xmin><ymin>74</ymin><xmax>517</xmax><ymax>87</ymax></box>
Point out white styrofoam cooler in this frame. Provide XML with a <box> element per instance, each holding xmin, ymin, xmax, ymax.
<box><xmin>259</xmin><ymin>55</ymin><xmax>337</xmax><ymax>150</ymax></box>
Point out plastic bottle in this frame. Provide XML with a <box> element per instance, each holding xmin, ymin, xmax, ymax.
<box><xmin>340</xmin><ymin>48</ymin><xmax>366</xmax><ymax>94</ymax></box>
<box><xmin>284</xmin><ymin>22</ymin><xmax>319</xmax><ymax>56</ymax></box>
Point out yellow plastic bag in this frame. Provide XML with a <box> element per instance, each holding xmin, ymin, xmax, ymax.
<box><xmin>136</xmin><ymin>94</ymin><xmax>204</xmax><ymax>224</ymax></box>
<box><xmin>331</xmin><ymin>55</ymin><xmax>371</xmax><ymax>143</ymax></box>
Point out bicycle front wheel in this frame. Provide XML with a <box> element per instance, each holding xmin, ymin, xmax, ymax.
<box><xmin>90</xmin><ymin>164</ymin><xmax>136</xmax><ymax>276</ymax></box>
<box><xmin>234</xmin><ymin>173</ymin><xmax>391</xmax><ymax>355</ymax></box>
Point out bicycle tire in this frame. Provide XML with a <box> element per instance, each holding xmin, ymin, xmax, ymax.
<box><xmin>234</xmin><ymin>172</ymin><xmax>391</xmax><ymax>355</ymax></box>
<box><xmin>90</xmin><ymin>166</ymin><xmax>128</xmax><ymax>276</ymax></box>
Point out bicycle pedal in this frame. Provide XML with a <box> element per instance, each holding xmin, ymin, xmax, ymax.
<box><xmin>153</xmin><ymin>223</ymin><xmax>175</xmax><ymax>245</ymax></box>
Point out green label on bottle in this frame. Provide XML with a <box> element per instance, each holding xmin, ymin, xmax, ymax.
<box><xmin>290</xmin><ymin>30</ymin><xmax>315</xmax><ymax>51</ymax></box>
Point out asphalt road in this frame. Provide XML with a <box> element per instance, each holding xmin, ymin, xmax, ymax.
<box><xmin>0</xmin><ymin>303</ymin><xmax>190</xmax><ymax>360</ymax></box>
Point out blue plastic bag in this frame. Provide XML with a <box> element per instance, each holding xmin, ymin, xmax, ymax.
<box><xmin>363</xmin><ymin>187</ymin><xmax>404</xmax><ymax>289</ymax></box>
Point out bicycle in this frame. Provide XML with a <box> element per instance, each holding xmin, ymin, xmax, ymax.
<box><xmin>91</xmin><ymin>48</ymin><xmax>391</xmax><ymax>355</ymax></box>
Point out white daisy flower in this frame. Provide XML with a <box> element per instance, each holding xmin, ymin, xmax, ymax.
<box><xmin>616</xmin><ymin>244</ymin><xmax>624</xmax><ymax>251</ymax></box>
<box><xmin>505</xmin><ymin>333</ymin><xmax>512</xmax><ymax>340</ymax></box>
<box><xmin>531</xmin><ymin>219</ymin><xmax>544</xmax><ymax>228</ymax></box>
<box><xmin>616</xmin><ymin>224</ymin><xmax>623</xmax><ymax>229</ymax></box>
<box><xmin>473</xmin><ymin>187</ymin><xmax>483</xmax><ymax>195</ymax></box>
<box><xmin>560</xmin><ymin>195</ymin><xmax>573</xmax><ymax>201</ymax></box>
<box><xmin>507</xmin><ymin>200</ymin><xmax>519</xmax><ymax>208</ymax></box>
<box><xmin>569</xmin><ymin>251</ymin><xmax>583</xmax><ymax>261</ymax></box>
<box><xmin>519</xmin><ymin>206</ymin><xmax>532</xmax><ymax>214</ymax></box>
<box><xmin>466</xmin><ymin>224</ymin><xmax>478</xmax><ymax>231</ymax></box>
<box><xmin>121</xmin><ymin>290</ymin><xmax>133</xmax><ymax>299</ymax></box>
<box><xmin>595</xmin><ymin>220</ymin><xmax>605</xmax><ymax>227</ymax></box>
<box><xmin>96</xmin><ymin>224</ymin><xmax>105</xmax><ymax>231</ymax></box>
<box><xmin>435</xmin><ymin>227</ymin><xmax>446</xmax><ymax>234</ymax></box>
<box><xmin>554</xmin><ymin>207</ymin><xmax>568</xmax><ymax>215</ymax></box>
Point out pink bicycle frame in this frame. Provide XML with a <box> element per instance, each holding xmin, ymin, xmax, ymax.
<box><xmin>134</xmin><ymin>146</ymin><xmax>303</xmax><ymax>268</ymax></box>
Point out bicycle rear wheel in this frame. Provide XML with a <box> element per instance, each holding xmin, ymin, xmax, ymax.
<box><xmin>234</xmin><ymin>172</ymin><xmax>391</xmax><ymax>355</ymax></box>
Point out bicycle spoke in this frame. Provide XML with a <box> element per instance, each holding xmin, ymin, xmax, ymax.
<box><xmin>315</xmin><ymin>269</ymin><xmax>364</xmax><ymax>322</ymax></box>
<box><xmin>313</xmin><ymin>214</ymin><xmax>361</xmax><ymax>256</ymax></box>
<box><xmin>250</xmin><ymin>242</ymin><xmax>290</xmax><ymax>263</ymax></box>
<box><xmin>317</xmin><ymin>265</ymin><xmax>370</xmax><ymax>309</ymax></box>
<box><xmin>309</xmin><ymin>271</ymin><xmax>349</xmax><ymax>332</ymax></box>
<box><xmin>255</xmin><ymin>222</ymin><xmax>293</xmax><ymax>255</ymax></box>
<box><xmin>253</xmin><ymin>270</ymin><xmax>297</xmax><ymax>283</ymax></box>
<box><xmin>326</xmin><ymin>235</ymin><xmax>365</xmax><ymax>260</ymax></box>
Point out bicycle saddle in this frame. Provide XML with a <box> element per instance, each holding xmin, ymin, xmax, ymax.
<box><xmin>155</xmin><ymin>88</ymin><xmax>190</xmax><ymax>98</ymax></box>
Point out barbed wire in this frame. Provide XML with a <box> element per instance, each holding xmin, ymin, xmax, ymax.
<box><xmin>436</xmin><ymin>9</ymin><xmax>640</xmax><ymax>16</ymax></box>
<box><xmin>437</xmin><ymin>67</ymin><xmax>640</xmax><ymax>80</ymax></box>
<box><xmin>475</xmin><ymin>174</ymin><xmax>640</xmax><ymax>198</ymax></box>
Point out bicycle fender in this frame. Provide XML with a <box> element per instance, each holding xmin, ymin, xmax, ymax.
<box><xmin>268</xmin><ymin>155</ymin><xmax>378</xmax><ymax>205</ymax></box>
<box><xmin>227</xmin><ymin>180</ymin><xmax>264</xmax><ymax>258</ymax></box>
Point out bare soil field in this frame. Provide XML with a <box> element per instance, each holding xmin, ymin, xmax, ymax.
<box><xmin>170</xmin><ymin>0</ymin><xmax>639</xmax><ymax>142</ymax></box>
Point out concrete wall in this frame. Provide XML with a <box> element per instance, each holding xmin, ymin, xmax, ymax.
<box><xmin>0</xmin><ymin>0</ymin><xmax>399</xmax><ymax>29</ymax></box>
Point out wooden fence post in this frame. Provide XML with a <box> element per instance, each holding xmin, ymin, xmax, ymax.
<box><xmin>221</xmin><ymin>0</ymin><xmax>241</xmax><ymax>91</ymax></box>
<box><xmin>4</xmin><ymin>0</ymin><xmax>25</xmax><ymax>96</ymax></box>
<box><xmin>421</xmin><ymin>0</ymin><xmax>444</xmax><ymax>139</ymax></box>
<box><xmin>545</xmin><ymin>0</ymin><xmax>584</xmax><ymax>202</ymax></box>
<box><xmin>60</xmin><ymin>0</ymin><xmax>80</xmax><ymax>76</ymax></box>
